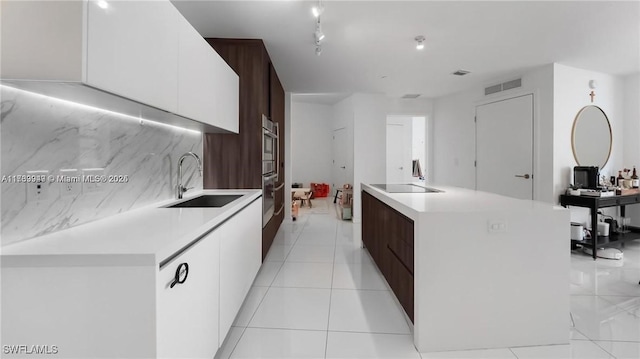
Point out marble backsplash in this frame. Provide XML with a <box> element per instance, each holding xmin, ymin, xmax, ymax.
<box><xmin>0</xmin><ymin>86</ymin><xmax>203</xmax><ymax>246</ymax></box>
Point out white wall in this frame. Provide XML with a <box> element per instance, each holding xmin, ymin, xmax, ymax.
<box><xmin>553</xmin><ymin>64</ymin><xmax>626</xmax><ymax>224</ymax></box>
<box><xmin>284</xmin><ymin>92</ymin><xmax>293</xmax><ymax>220</ymax></box>
<box><xmin>432</xmin><ymin>64</ymin><xmax>555</xmax><ymax>203</ymax></box>
<box><xmin>622</xmin><ymin>74</ymin><xmax>640</xmax><ymax>225</ymax></box>
<box><xmin>552</xmin><ymin>64</ymin><xmax>625</xmax><ymax>199</ymax></box>
<box><xmin>331</xmin><ymin>96</ymin><xmax>355</xmax><ymax>201</ymax></box>
<box><xmin>345</xmin><ymin>95</ymin><xmax>433</xmax><ymax>222</ymax></box>
<box><xmin>290</xmin><ymin>101</ymin><xmax>333</xmax><ymax>187</ymax></box>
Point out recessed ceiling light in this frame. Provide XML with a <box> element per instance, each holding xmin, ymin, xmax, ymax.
<box><xmin>97</xmin><ymin>0</ymin><xmax>109</xmax><ymax>9</ymax></box>
<box><xmin>415</xmin><ymin>36</ymin><xmax>425</xmax><ymax>50</ymax></box>
<box><xmin>452</xmin><ymin>69</ymin><xmax>471</xmax><ymax>76</ymax></box>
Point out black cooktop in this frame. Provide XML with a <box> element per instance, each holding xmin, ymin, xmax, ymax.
<box><xmin>371</xmin><ymin>184</ymin><xmax>443</xmax><ymax>193</ymax></box>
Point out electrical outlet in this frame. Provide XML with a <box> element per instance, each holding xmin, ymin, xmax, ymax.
<box><xmin>25</xmin><ymin>170</ymin><xmax>50</xmax><ymax>203</ymax></box>
<box><xmin>82</xmin><ymin>168</ymin><xmax>105</xmax><ymax>194</ymax></box>
<box><xmin>488</xmin><ymin>220</ymin><xmax>508</xmax><ymax>233</ymax></box>
<box><xmin>58</xmin><ymin>169</ymin><xmax>81</xmax><ymax>198</ymax></box>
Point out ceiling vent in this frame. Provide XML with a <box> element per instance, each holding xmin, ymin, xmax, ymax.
<box><xmin>484</xmin><ymin>78</ymin><xmax>522</xmax><ymax>96</ymax></box>
<box><xmin>401</xmin><ymin>94</ymin><xmax>421</xmax><ymax>99</ymax></box>
<box><xmin>452</xmin><ymin>69</ymin><xmax>470</xmax><ymax>76</ymax></box>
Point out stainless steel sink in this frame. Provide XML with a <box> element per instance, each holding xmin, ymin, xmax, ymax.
<box><xmin>167</xmin><ymin>194</ymin><xmax>242</xmax><ymax>208</ymax></box>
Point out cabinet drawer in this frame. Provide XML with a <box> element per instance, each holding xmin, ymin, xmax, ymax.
<box><xmin>157</xmin><ymin>231</ymin><xmax>220</xmax><ymax>358</ymax></box>
<box><xmin>387</xmin><ymin>238</ymin><xmax>414</xmax><ymax>275</ymax></box>
<box><xmin>387</xmin><ymin>247</ymin><xmax>414</xmax><ymax>322</ymax></box>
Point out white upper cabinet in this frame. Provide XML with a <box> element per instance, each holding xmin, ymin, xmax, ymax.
<box><xmin>86</xmin><ymin>0</ymin><xmax>179</xmax><ymax>113</ymax></box>
<box><xmin>177</xmin><ymin>14</ymin><xmax>239</xmax><ymax>133</ymax></box>
<box><xmin>0</xmin><ymin>0</ymin><xmax>238</xmax><ymax>133</ymax></box>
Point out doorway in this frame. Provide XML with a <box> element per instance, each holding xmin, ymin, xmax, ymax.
<box><xmin>386</xmin><ymin>116</ymin><xmax>427</xmax><ymax>184</ymax></box>
<box><xmin>475</xmin><ymin>94</ymin><xmax>534</xmax><ymax>200</ymax></box>
<box><xmin>332</xmin><ymin>127</ymin><xmax>348</xmax><ymax>194</ymax></box>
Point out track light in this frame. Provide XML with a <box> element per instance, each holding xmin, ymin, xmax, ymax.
<box><xmin>315</xmin><ymin>27</ymin><xmax>325</xmax><ymax>43</ymax></box>
<box><xmin>316</xmin><ymin>46</ymin><xmax>322</xmax><ymax>56</ymax></box>
<box><xmin>415</xmin><ymin>35</ymin><xmax>425</xmax><ymax>50</ymax></box>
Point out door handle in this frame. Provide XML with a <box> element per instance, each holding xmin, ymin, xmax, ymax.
<box><xmin>515</xmin><ymin>174</ymin><xmax>531</xmax><ymax>179</ymax></box>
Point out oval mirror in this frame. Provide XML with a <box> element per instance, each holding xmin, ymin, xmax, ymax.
<box><xmin>571</xmin><ymin>105</ymin><xmax>612</xmax><ymax>168</ymax></box>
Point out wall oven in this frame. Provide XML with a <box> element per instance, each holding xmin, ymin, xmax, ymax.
<box><xmin>262</xmin><ymin>115</ymin><xmax>279</xmax><ymax>226</ymax></box>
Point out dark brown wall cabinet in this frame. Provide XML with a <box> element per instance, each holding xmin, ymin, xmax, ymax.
<box><xmin>362</xmin><ymin>191</ymin><xmax>414</xmax><ymax>321</ymax></box>
<box><xmin>204</xmin><ymin>39</ymin><xmax>286</xmax><ymax>260</ymax></box>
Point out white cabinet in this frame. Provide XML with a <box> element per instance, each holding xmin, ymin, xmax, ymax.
<box><xmin>86</xmin><ymin>0</ymin><xmax>179</xmax><ymax>113</ymax></box>
<box><xmin>218</xmin><ymin>199</ymin><xmax>262</xmax><ymax>341</ymax></box>
<box><xmin>157</xmin><ymin>230</ymin><xmax>220</xmax><ymax>358</ymax></box>
<box><xmin>177</xmin><ymin>15</ymin><xmax>239</xmax><ymax>133</ymax></box>
<box><xmin>0</xmin><ymin>0</ymin><xmax>239</xmax><ymax>133</ymax></box>
<box><xmin>0</xmin><ymin>196</ymin><xmax>262</xmax><ymax>358</ymax></box>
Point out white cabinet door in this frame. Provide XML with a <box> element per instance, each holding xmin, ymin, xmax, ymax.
<box><xmin>218</xmin><ymin>199</ymin><xmax>262</xmax><ymax>342</ymax></box>
<box><xmin>157</xmin><ymin>231</ymin><xmax>219</xmax><ymax>359</ymax></box>
<box><xmin>86</xmin><ymin>0</ymin><xmax>179</xmax><ymax>113</ymax></box>
<box><xmin>177</xmin><ymin>14</ymin><xmax>239</xmax><ymax>133</ymax></box>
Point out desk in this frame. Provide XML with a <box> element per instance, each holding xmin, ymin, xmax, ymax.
<box><xmin>560</xmin><ymin>193</ymin><xmax>640</xmax><ymax>260</ymax></box>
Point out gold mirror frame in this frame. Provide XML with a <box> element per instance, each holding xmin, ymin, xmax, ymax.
<box><xmin>571</xmin><ymin>105</ymin><xmax>612</xmax><ymax>168</ymax></box>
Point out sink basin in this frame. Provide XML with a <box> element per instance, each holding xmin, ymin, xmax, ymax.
<box><xmin>167</xmin><ymin>194</ymin><xmax>243</xmax><ymax>208</ymax></box>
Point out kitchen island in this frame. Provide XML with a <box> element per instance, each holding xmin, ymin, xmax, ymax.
<box><xmin>362</xmin><ymin>183</ymin><xmax>569</xmax><ymax>353</ymax></box>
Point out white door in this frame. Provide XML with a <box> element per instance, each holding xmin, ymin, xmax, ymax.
<box><xmin>476</xmin><ymin>94</ymin><xmax>533</xmax><ymax>200</ymax></box>
<box><xmin>333</xmin><ymin>128</ymin><xmax>348</xmax><ymax>194</ymax></box>
<box><xmin>386</xmin><ymin>123</ymin><xmax>412</xmax><ymax>183</ymax></box>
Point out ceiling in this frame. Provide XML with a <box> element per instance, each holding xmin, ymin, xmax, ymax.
<box><xmin>172</xmin><ymin>0</ymin><xmax>640</xmax><ymax>101</ymax></box>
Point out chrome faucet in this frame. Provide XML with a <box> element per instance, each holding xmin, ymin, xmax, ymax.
<box><xmin>176</xmin><ymin>152</ymin><xmax>203</xmax><ymax>199</ymax></box>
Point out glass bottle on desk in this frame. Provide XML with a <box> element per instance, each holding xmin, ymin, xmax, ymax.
<box><xmin>632</xmin><ymin>167</ymin><xmax>639</xmax><ymax>188</ymax></box>
<box><xmin>617</xmin><ymin>171</ymin><xmax>624</xmax><ymax>186</ymax></box>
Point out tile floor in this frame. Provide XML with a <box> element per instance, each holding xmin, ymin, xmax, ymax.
<box><xmin>215</xmin><ymin>199</ymin><xmax>640</xmax><ymax>359</ymax></box>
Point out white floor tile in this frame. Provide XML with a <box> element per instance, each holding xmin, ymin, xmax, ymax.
<box><xmin>233</xmin><ymin>286</ymin><xmax>270</xmax><ymax>327</ymax></box>
<box><xmin>594</xmin><ymin>340</ymin><xmax>640</xmax><ymax>359</ymax></box>
<box><xmin>253</xmin><ymin>261</ymin><xmax>284</xmax><ymax>287</ymax></box>
<box><xmin>325</xmin><ymin>331</ymin><xmax>420</xmax><ymax>358</ymax></box>
<box><xmin>421</xmin><ymin>348</ymin><xmax>517</xmax><ymax>358</ymax></box>
<box><xmin>249</xmin><ymin>287</ymin><xmax>331</xmax><ymax>330</ymax></box>
<box><xmin>264</xmin><ymin>244</ymin><xmax>293</xmax><ymax>262</ymax></box>
<box><xmin>332</xmin><ymin>261</ymin><xmax>388</xmax><ymax>290</ymax></box>
<box><xmin>272</xmin><ymin>229</ymin><xmax>301</xmax><ymax>246</ymax></box>
<box><xmin>215</xmin><ymin>326</ymin><xmax>244</xmax><ymax>359</ymax></box>
<box><xmin>286</xmin><ymin>244</ymin><xmax>336</xmax><ymax>263</ymax></box>
<box><xmin>334</xmin><ymin>245</ymin><xmax>374</xmax><ymax>264</ymax></box>
<box><xmin>296</xmin><ymin>230</ymin><xmax>337</xmax><ymax>247</ymax></box>
<box><xmin>570</xmin><ymin>327</ymin><xmax>590</xmax><ymax>340</ymax></box>
<box><xmin>230</xmin><ymin>328</ymin><xmax>326</xmax><ymax>359</ymax></box>
<box><xmin>571</xmin><ymin>296</ymin><xmax>640</xmax><ymax>341</ymax></box>
<box><xmin>598</xmin><ymin>295</ymin><xmax>640</xmax><ymax>316</ymax></box>
<box><xmin>510</xmin><ymin>341</ymin><xmax>613</xmax><ymax>358</ymax></box>
<box><xmin>329</xmin><ymin>289</ymin><xmax>411</xmax><ymax>334</ymax></box>
<box><xmin>272</xmin><ymin>261</ymin><xmax>334</xmax><ymax>288</ymax></box>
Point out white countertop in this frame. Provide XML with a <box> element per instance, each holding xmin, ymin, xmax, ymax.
<box><xmin>362</xmin><ymin>183</ymin><xmax>559</xmax><ymax>217</ymax></box>
<box><xmin>1</xmin><ymin>189</ymin><xmax>262</xmax><ymax>267</ymax></box>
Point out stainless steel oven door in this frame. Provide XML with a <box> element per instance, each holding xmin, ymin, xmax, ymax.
<box><xmin>263</xmin><ymin>173</ymin><xmax>277</xmax><ymax>227</ymax></box>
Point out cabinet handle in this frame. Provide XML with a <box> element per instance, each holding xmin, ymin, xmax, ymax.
<box><xmin>170</xmin><ymin>262</ymin><xmax>189</xmax><ymax>288</ymax></box>
<box><xmin>274</xmin><ymin>205</ymin><xmax>284</xmax><ymax>216</ymax></box>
